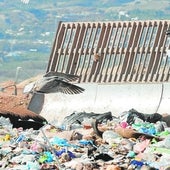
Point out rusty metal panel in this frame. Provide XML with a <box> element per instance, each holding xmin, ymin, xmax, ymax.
<box><xmin>47</xmin><ymin>20</ymin><xmax>170</xmax><ymax>83</ymax></box>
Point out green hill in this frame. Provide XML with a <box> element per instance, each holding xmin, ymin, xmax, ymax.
<box><xmin>0</xmin><ymin>0</ymin><xmax>169</xmax><ymax>82</ymax></box>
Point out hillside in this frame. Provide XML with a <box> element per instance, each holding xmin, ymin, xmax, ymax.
<box><xmin>0</xmin><ymin>0</ymin><xmax>170</xmax><ymax>83</ymax></box>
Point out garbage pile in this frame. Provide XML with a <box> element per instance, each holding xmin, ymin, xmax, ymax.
<box><xmin>0</xmin><ymin>109</ymin><xmax>170</xmax><ymax>170</ymax></box>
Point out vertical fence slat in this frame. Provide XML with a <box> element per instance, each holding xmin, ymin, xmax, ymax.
<box><xmin>133</xmin><ymin>21</ymin><xmax>152</xmax><ymax>82</ymax></box>
<box><xmin>112</xmin><ymin>23</ymin><xmax>125</xmax><ymax>82</ymax></box>
<box><xmin>70</xmin><ymin>23</ymin><xmax>85</xmax><ymax>75</ymax></box>
<box><xmin>121</xmin><ymin>22</ymin><xmax>136</xmax><ymax>81</ymax></box>
<box><xmin>117</xmin><ymin>22</ymin><xmax>131</xmax><ymax>82</ymax></box>
<box><xmin>108</xmin><ymin>23</ymin><xmax>122</xmax><ymax>82</ymax></box>
<box><xmin>96</xmin><ymin>22</ymin><xmax>112</xmax><ymax>82</ymax></box>
<box><xmin>55</xmin><ymin>23</ymin><xmax>70</xmax><ymax>72</ymax></box>
<box><xmin>80</xmin><ymin>24</ymin><xmax>94</xmax><ymax>82</ymax></box>
<box><xmin>66</xmin><ymin>23</ymin><xmax>80</xmax><ymax>74</ymax></box>
<box><xmin>91</xmin><ymin>23</ymin><xmax>106</xmax><ymax>82</ymax></box>
<box><xmin>143</xmin><ymin>21</ymin><xmax>166</xmax><ymax>81</ymax></box>
<box><xmin>149</xmin><ymin>21</ymin><xmax>168</xmax><ymax>81</ymax></box>
<box><xmin>47</xmin><ymin>21</ymin><xmax>63</xmax><ymax>72</ymax></box>
<box><xmin>87</xmin><ymin>23</ymin><xmax>101</xmax><ymax>82</ymax></box>
<box><xmin>125</xmin><ymin>21</ymin><xmax>143</xmax><ymax>81</ymax></box>
<box><xmin>74</xmin><ymin>23</ymin><xmax>89</xmax><ymax>77</ymax></box>
<box><xmin>59</xmin><ymin>23</ymin><xmax>75</xmax><ymax>73</ymax></box>
<box><xmin>138</xmin><ymin>21</ymin><xmax>156</xmax><ymax>81</ymax></box>
<box><xmin>101</xmin><ymin>23</ymin><xmax>115</xmax><ymax>82</ymax></box>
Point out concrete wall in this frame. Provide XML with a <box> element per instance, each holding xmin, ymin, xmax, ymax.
<box><xmin>34</xmin><ymin>82</ymin><xmax>170</xmax><ymax>124</ymax></box>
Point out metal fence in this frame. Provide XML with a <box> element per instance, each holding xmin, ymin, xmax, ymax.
<box><xmin>47</xmin><ymin>20</ymin><xmax>170</xmax><ymax>83</ymax></box>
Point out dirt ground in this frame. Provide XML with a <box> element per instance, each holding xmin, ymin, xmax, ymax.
<box><xmin>0</xmin><ymin>81</ymin><xmax>26</xmax><ymax>105</ymax></box>
<box><xmin>0</xmin><ymin>80</ymin><xmax>31</xmax><ymax>113</ymax></box>
<box><xmin>0</xmin><ymin>74</ymin><xmax>43</xmax><ymax>110</ymax></box>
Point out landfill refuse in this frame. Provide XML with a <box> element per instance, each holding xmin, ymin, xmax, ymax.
<box><xmin>0</xmin><ymin>108</ymin><xmax>170</xmax><ymax>170</ymax></box>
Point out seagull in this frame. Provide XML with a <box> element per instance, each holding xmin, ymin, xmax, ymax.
<box><xmin>23</xmin><ymin>71</ymin><xmax>84</xmax><ymax>95</ymax></box>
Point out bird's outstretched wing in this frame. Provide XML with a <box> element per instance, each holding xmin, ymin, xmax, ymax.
<box><xmin>35</xmin><ymin>77</ymin><xmax>84</xmax><ymax>94</ymax></box>
<box><xmin>44</xmin><ymin>71</ymin><xmax>80</xmax><ymax>82</ymax></box>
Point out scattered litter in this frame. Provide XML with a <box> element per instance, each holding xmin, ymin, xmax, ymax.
<box><xmin>0</xmin><ymin>108</ymin><xmax>170</xmax><ymax>170</ymax></box>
